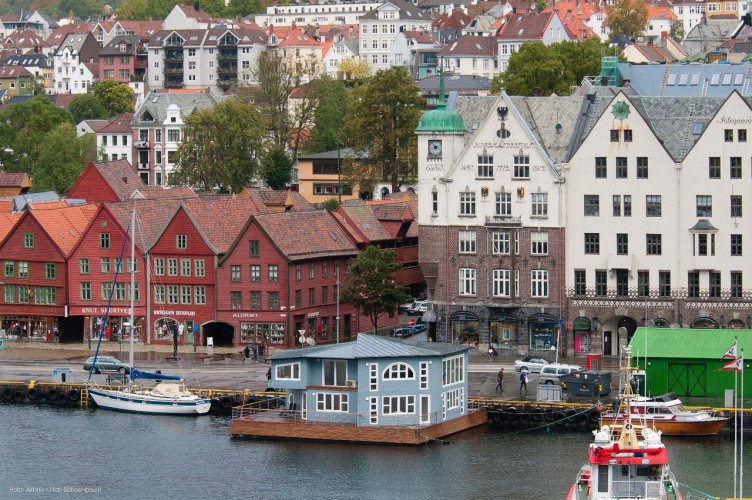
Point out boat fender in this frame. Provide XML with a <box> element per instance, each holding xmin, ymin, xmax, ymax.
<box><xmin>578</xmin><ymin>414</ymin><xmax>590</xmax><ymax>427</ymax></box>
<box><xmin>544</xmin><ymin>410</ymin><xmax>555</xmax><ymax>422</ymax></box>
<box><xmin>27</xmin><ymin>388</ymin><xmax>39</xmax><ymax>401</ymax></box>
<box><xmin>589</xmin><ymin>409</ymin><xmax>601</xmax><ymax>424</ymax></box>
<box><xmin>554</xmin><ymin>411</ymin><xmax>566</xmax><ymax>426</ymax></box>
<box><xmin>69</xmin><ymin>388</ymin><xmax>81</xmax><ymax>402</ymax></box>
<box><xmin>55</xmin><ymin>392</ymin><xmax>69</xmax><ymax>405</ymax></box>
<box><xmin>506</xmin><ymin>407</ymin><xmax>518</xmax><ymax>422</ymax></box>
<box><xmin>531</xmin><ymin>411</ymin><xmax>543</xmax><ymax>422</ymax></box>
<box><xmin>517</xmin><ymin>412</ymin><xmax>530</xmax><ymax>424</ymax></box>
<box><xmin>12</xmin><ymin>389</ymin><xmax>26</xmax><ymax>402</ymax></box>
<box><xmin>220</xmin><ymin>396</ymin><xmax>233</xmax><ymax>409</ymax></box>
<box><xmin>0</xmin><ymin>388</ymin><xmax>6</xmax><ymax>401</ymax></box>
<box><xmin>47</xmin><ymin>388</ymin><xmax>59</xmax><ymax>400</ymax></box>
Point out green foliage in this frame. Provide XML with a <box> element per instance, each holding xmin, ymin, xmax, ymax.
<box><xmin>535</xmin><ymin>0</ymin><xmax>546</xmax><ymax>10</ymax></box>
<box><xmin>171</xmin><ymin>97</ymin><xmax>264</xmax><ymax>193</ymax></box>
<box><xmin>69</xmin><ymin>93</ymin><xmax>108</xmax><ymax>124</ymax></box>
<box><xmin>33</xmin><ymin>122</ymin><xmax>96</xmax><ymax>194</ymax></box>
<box><xmin>116</xmin><ymin>0</ymin><xmax>181</xmax><ymax>20</ymax></box>
<box><xmin>226</xmin><ymin>0</ymin><xmax>264</xmax><ymax>16</ymax></box>
<box><xmin>669</xmin><ymin>21</ymin><xmax>685</xmax><ymax>43</ymax></box>
<box><xmin>343</xmin><ymin>67</ymin><xmax>425</xmax><ymax>192</ymax></box>
<box><xmin>0</xmin><ymin>96</ymin><xmax>73</xmax><ymax>174</ymax></box>
<box><xmin>261</xmin><ymin>145</ymin><xmax>293</xmax><ymax>190</ymax></box>
<box><xmin>93</xmin><ymin>81</ymin><xmax>134</xmax><ymax>116</ymax></box>
<box><xmin>322</xmin><ymin>198</ymin><xmax>340</xmax><ymax>211</ymax></box>
<box><xmin>491</xmin><ymin>39</ymin><xmax>605</xmax><ymax>96</ymax></box>
<box><xmin>305</xmin><ymin>77</ymin><xmax>350</xmax><ymax>154</ymax></box>
<box><xmin>340</xmin><ymin>245</ymin><xmax>411</xmax><ymax>333</ymax></box>
<box><xmin>604</xmin><ymin>0</ymin><xmax>649</xmax><ymax>40</ymax></box>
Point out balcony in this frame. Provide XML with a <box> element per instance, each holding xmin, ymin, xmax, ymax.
<box><xmin>164</xmin><ymin>79</ymin><xmax>184</xmax><ymax>89</ymax></box>
<box><xmin>218</xmin><ymin>50</ymin><xmax>238</xmax><ymax>61</ymax></box>
<box><xmin>217</xmin><ymin>65</ymin><xmax>238</xmax><ymax>76</ymax></box>
<box><xmin>607</xmin><ymin>254</ymin><xmax>634</xmax><ymax>272</ymax></box>
<box><xmin>134</xmin><ymin>140</ymin><xmax>149</xmax><ymax>149</ymax></box>
<box><xmin>164</xmin><ymin>51</ymin><xmax>183</xmax><ymax>62</ymax></box>
<box><xmin>217</xmin><ymin>78</ymin><xmax>235</xmax><ymax>89</ymax></box>
<box><xmin>484</xmin><ymin>215</ymin><xmax>522</xmax><ymax>227</ymax></box>
<box><xmin>164</xmin><ymin>67</ymin><xmax>184</xmax><ymax>75</ymax></box>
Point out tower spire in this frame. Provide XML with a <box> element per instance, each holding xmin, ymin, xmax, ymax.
<box><xmin>438</xmin><ymin>61</ymin><xmax>446</xmax><ymax>109</ymax></box>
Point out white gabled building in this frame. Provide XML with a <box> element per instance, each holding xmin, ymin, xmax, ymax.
<box><xmin>416</xmin><ymin>88</ymin><xmax>571</xmax><ymax>352</ymax></box>
<box><xmin>52</xmin><ymin>32</ymin><xmax>101</xmax><ymax>94</ymax></box>
<box><xmin>359</xmin><ymin>0</ymin><xmax>432</xmax><ymax>71</ymax></box>
<box><xmin>496</xmin><ymin>11</ymin><xmax>572</xmax><ymax>72</ymax></box>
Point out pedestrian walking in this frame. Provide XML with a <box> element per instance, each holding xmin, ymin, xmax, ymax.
<box><xmin>519</xmin><ymin>371</ymin><xmax>528</xmax><ymax>395</ymax></box>
<box><xmin>243</xmin><ymin>344</ymin><xmax>251</xmax><ymax>362</ymax></box>
<box><xmin>252</xmin><ymin>344</ymin><xmax>258</xmax><ymax>362</ymax></box>
<box><xmin>495</xmin><ymin>368</ymin><xmax>504</xmax><ymax>392</ymax></box>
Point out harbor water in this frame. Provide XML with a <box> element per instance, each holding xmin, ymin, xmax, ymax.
<box><xmin>1</xmin><ymin>404</ymin><xmax>749</xmax><ymax>499</ymax></box>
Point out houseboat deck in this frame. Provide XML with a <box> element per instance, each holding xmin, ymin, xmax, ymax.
<box><xmin>229</xmin><ymin>399</ymin><xmax>488</xmax><ymax>445</ymax></box>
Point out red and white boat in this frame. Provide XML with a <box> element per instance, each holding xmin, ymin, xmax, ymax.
<box><xmin>567</xmin><ymin>347</ymin><xmax>683</xmax><ymax>500</ymax></box>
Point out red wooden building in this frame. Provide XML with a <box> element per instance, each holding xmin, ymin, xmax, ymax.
<box><xmin>0</xmin><ymin>204</ymin><xmax>96</xmax><ymax>342</ymax></box>
<box><xmin>148</xmin><ymin>197</ymin><xmax>258</xmax><ymax>347</ymax></box>
<box><xmin>217</xmin><ymin>210</ymin><xmax>386</xmax><ymax>349</ymax></box>
<box><xmin>66</xmin><ymin>200</ymin><xmax>181</xmax><ymax>344</ymax></box>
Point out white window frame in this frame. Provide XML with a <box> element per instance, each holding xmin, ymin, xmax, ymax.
<box><xmin>383</xmin><ymin>362</ymin><xmax>415</xmax><ymax>380</ymax></box>
<box><xmin>531</xmin><ymin>269</ymin><xmax>549</xmax><ymax>298</ymax></box>
<box><xmin>492</xmin><ymin>269</ymin><xmax>510</xmax><ymax>297</ymax></box>
<box><xmin>495</xmin><ymin>192</ymin><xmax>511</xmax><ymax>216</ymax></box>
<box><xmin>382</xmin><ymin>395</ymin><xmax>416</xmax><ymax>415</ymax></box>
<box><xmin>531</xmin><ymin>232</ymin><xmax>548</xmax><ymax>255</ymax></box>
<box><xmin>442</xmin><ymin>355</ymin><xmax>464</xmax><ymax>386</ymax></box>
<box><xmin>458</xmin><ymin>230</ymin><xmax>476</xmax><ymax>254</ymax></box>
<box><xmin>459</xmin><ymin>268</ymin><xmax>476</xmax><ymax>296</ymax></box>
<box><xmin>275</xmin><ymin>362</ymin><xmax>301</xmax><ymax>380</ymax></box>
<box><xmin>492</xmin><ymin>231</ymin><xmax>510</xmax><ymax>255</ymax></box>
<box><xmin>316</xmin><ymin>392</ymin><xmax>349</xmax><ymax>412</ymax></box>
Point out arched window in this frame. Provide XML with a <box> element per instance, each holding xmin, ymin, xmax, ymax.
<box><xmin>383</xmin><ymin>362</ymin><xmax>414</xmax><ymax>380</ymax></box>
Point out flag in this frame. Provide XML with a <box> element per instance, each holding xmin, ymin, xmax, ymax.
<box><xmin>720</xmin><ymin>355</ymin><xmax>743</xmax><ymax>372</ymax></box>
<box><xmin>722</xmin><ymin>340</ymin><xmax>738</xmax><ymax>360</ymax></box>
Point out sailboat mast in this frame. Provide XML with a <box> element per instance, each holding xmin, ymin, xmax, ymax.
<box><xmin>129</xmin><ymin>207</ymin><xmax>135</xmax><ymax>369</ymax></box>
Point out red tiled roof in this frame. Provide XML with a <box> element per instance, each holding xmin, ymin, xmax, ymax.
<box><xmin>105</xmin><ymin>199</ymin><xmax>184</xmax><ymax>251</ymax></box>
<box><xmin>89</xmin><ymin>159</ymin><xmax>145</xmax><ymax>200</ymax></box>
<box><xmin>440</xmin><ymin>34</ymin><xmax>496</xmax><ymax>56</ymax></box>
<box><xmin>497</xmin><ymin>11</ymin><xmax>557</xmax><ymax>41</ymax></box>
<box><xmin>183</xmin><ymin>197</ymin><xmax>260</xmax><ymax>254</ymax></box>
<box><xmin>97</xmin><ymin>112</ymin><xmax>133</xmax><ymax>133</ymax></box>
<box><xmin>433</xmin><ymin>9</ymin><xmax>472</xmax><ymax>31</ymax></box>
<box><xmin>45</xmin><ymin>23</ymin><xmax>93</xmax><ymax>46</ymax></box>
<box><xmin>0</xmin><ymin>211</ymin><xmax>21</xmax><ymax>241</ymax></box>
<box><xmin>0</xmin><ymin>200</ymin><xmax>14</xmax><ymax>212</ymax></box>
<box><xmin>117</xmin><ymin>20</ymin><xmax>162</xmax><ymax>37</ymax></box>
<box><xmin>138</xmin><ymin>186</ymin><xmax>198</xmax><ymax>200</ymax></box>
<box><xmin>247</xmin><ymin>189</ymin><xmax>314</xmax><ymax>212</ymax></box>
<box><xmin>334</xmin><ymin>202</ymin><xmax>393</xmax><ymax>243</ymax></box>
<box><xmin>28</xmin><ymin>201</ymin><xmax>69</xmax><ymax>210</ymax></box>
<box><xmin>0</xmin><ymin>65</ymin><xmax>33</xmax><ymax>78</ymax></box>
<box><xmin>0</xmin><ymin>171</ymin><xmax>30</xmax><ymax>187</ymax></box>
<box><xmin>375</xmin><ymin>192</ymin><xmax>418</xmax><ymax>238</ymax></box>
<box><xmin>52</xmin><ymin>93</ymin><xmax>78</xmax><ymax>110</ymax></box>
<box><xmin>30</xmin><ymin>204</ymin><xmax>97</xmax><ymax>256</ymax></box>
<box><xmin>178</xmin><ymin>4</ymin><xmax>216</xmax><ymax>23</ymax></box>
<box><xmin>254</xmin><ymin>210</ymin><xmax>358</xmax><ymax>261</ymax></box>
<box><xmin>4</xmin><ymin>29</ymin><xmax>47</xmax><ymax>48</ymax></box>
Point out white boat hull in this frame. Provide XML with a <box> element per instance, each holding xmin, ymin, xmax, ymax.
<box><xmin>89</xmin><ymin>388</ymin><xmax>211</xmax><ymax>415</ymax></box>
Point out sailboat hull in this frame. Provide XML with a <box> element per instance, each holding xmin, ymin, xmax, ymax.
<box><xmin>89</xmin><ymin>388</ymin><xmax>211</xmax><ymax>415</ymax></box>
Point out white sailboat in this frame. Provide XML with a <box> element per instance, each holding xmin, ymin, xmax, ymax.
<box><xmin>86</xmin><ymin>208</ymin><xmax>211</xmax><ymax>415</ymax></box>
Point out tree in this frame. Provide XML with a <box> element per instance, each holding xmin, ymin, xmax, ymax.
<box><xmin>261</xmin><ymin>145</ymin><xmax>293</xmax><ymax>189</ymax></box>
<box><xmin>305</xmin><ymin>78</ymin><xmax>350</xmax><ymax>154</ymax></box>
<box><xmin>33</xmin><ymin>122</ymin><xmax>96</xmax><ymax>194</ymax></box>
<box><xmin>604</xmin><ymin>0</ymin><xmax>649</xmax><ymax>41</ymax></box>
<box><xmin>0</xmin><ymin>96</ymin><xmax>73</xmax><ymax>174</ymax></box>
<box><xmin>116</xmin><ymin>0</ymin><xmax>181</xmax><ymax>20</ymax></box>
<box><xmin>226</xmin><ymin>0</ymin><xmax>264</xmax><ymax>16</ymax></box>
<box><xmin>288</xmin><ymin>75</ymin><xmax>346</xmax><ymax>160</ymax></box>
<box><xmin>69</xmin><ymin>93</ymin><xmax>108</xmax><ymax>124</ymax></box>
<box><xmin>171</xmin><ymin>98</ymin><xmax>264</xmax><ymax>193</ymax></box>
<box><xmin>344</xmin><ymin>67</ymin><xmax>425</xmax><ymax>192</ymax></box>
<box><xmin>491</xmin><ymin>39</ymin><xmax>606</xmax><ymax>96</ymax></box>
<box><xmin>93</xmin><ymin>80</ymin><xmax>134</xmax><ymax>116</ymax></box>
<box><xmin>669</xmin><ymin>20</ymin><xmax>685</xmax><ymax>43</ymax></box>
<box><xmin>337</xmin><ymin>57</ymin><xmax>371</xmax><ymax>81</ymax></box>
<box><xmin>340</xmin><ymin>245</ymin><xmax>411</xmax><ymax>334</ymax></box>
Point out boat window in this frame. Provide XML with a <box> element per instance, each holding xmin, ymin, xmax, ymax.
<box><xmin>598</xmin><ymin>465</ymin><xmax>609</xmax><ymax>492</ymax></box>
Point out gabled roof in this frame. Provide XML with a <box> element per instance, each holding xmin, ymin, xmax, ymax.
<box><xmin>3</xmin><ymin>53</ymin><xmax>52</xmax><ymax>67</ymax></box>
<box><xmin>0</xmin><ymin>211</ymin><xmax>21</xmax><ymax>240</ymax></box>
<box><xmin>246</xmin><ymin>188</ymin><xmax>314</xmax><ymax>212</ymax></box>
<box><xmin>334</xmin><ymin>202</ymin><xmax>394</xmax><ymax>243</ymax></box>
<box><xmin>252</xmin><ymin>210</ymin><xmax>358</xmax><ymax>261</ymax></box>
<box><xmin>271</xmin><ymin>333</ymin><xmax>468</xmax><ymax>360</ymax></box>
<box><xmin>55</xmin><ymin>32</ymin><xmax>92</xmax><ymax>56</ymax></box>
<box><xmin>77</xmin><ymin>159</ymin><xmax>144</xmax><ymax>201</ymax></box>
<box><xmin>45</xmin><ymin>23</ymin><xmax>92</xmax><ymax>47</ymax></box>
<box><xmin>177</xmin><ymin>4</ymin><xmax>217</xmax><ymax>24</ymax></box>
<box><xmin>432</xmin><ymin>9</ymin><xmax>472</xmax><ymax>31</ymax></box>
<box><xmin>0</xmin><ymin>65</ymin><xmax>33</xmax><ymax>78</ymax></box>
<box><xmin>116</xmin><ymin>20</ymin><xmax>162</xmax><ymax>38</ymax></box>
<box><xmin>28</xmin><ymin>203</ymin><xmax>97</xmax><ymax>256</ymax></box>
<box><xmin>97</xmin><ymin>112</ymin><xmax>133</xmax><ymax>133</ymax></box>
<box><xmin>440</xmin><ymin>34</ymin><xmax>496</xmax><ymax>57</ymax></box>
<box><xmin>4</xmin><ymin>29</ymin><xmax>47</xmax><ymax>49</ymax></box>
<box><xmin>131</xmin><ymin>89</ymin><xmax>216</xmax><ymax>126</ymax></box>
<box><xmin>104</xmin><ymin>199</ymin><xmax>185</xmax><ymax>251</ymax></box>
<box><xmin>182</xmin><ymin>197</ymin><xmax>259</xmax><ymax>254</ymax></box>
<box><xmin>0</xmin><ymin>171</ymin><xmax>30</xmax><ymax>188</ymax></box>
<box><xmin>360</xmin><ymin>0</ymin><xmax>429</xmax><ymax>22</ymax></box>
<box><xmin>497</xmin><ymin>11</ymin><xmax>556</xmax><ymax>41</ymax></box>
<box><xmin>99</xmin><ymin>35</ymin><xmax>140</xmax><ymax>56</ymax></box>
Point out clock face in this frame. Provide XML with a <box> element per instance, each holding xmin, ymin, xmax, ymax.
<box><xmin>428</xmin><ymin>140</ymin><xmax>442</xmax><ymax>157</ymax></box>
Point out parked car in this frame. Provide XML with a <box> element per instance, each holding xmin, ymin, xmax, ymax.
<box><xmin>390</xmin><ymin>327</ymin><xmax>413</xmax><ymax>338</ymax></box>
<box><xmin>409</xmin><ymin>320</ymin><xmax>427</xmax><ymax>333</ymax></box>
<box><xmin>514</xmin><ymin>356</ymin><xmax>549</xmax><ymax>373</ymax></box>
<box><xmin>408</xmin><ymin>300</ymin><xmax>428</xmax><ymax>316</ymax></box>
<box><xmin>538</xmin><ymin>363</ymin><xmax>582</xmax><ymax>385</ymax></box>
<box><xmin>399</xmin><ymin>300</ymin><xmax>417</xmax><ymax>314</ymax></box>
<box><xmin>83</xmin><ymin>355</ymin><xmax>130</xmax><ymax>374</ymax></box>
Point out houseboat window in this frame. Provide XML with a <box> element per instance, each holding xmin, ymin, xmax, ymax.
<box><xmin>383</xmin><ymin>362</ymin><xmax>415</xmax><ymax>380</ymax></box>
<box><xmin>370</xmin><ymin>364</ymin><xmax>378</xmax><ymax>391</ymax></box>
<box><xmin>382</xmin><ymin>395</ymin><xmax>415</xmax><ymax>415</ymax></box>
<box><xmin>446</xmin><ymin>388</ymin><xmax>462</xmax><ymax>409</ymax></box>
<box><xmin>316</xmin><ymin>393</ymin><xmax>348</xmax><ymax>412</ymax></box>
<box><xmin>276</xmin><ymin>363</ymin><xmax>300</xmax><ymax>380</ymax></box>
<box><xmin>323</xmin><ymin>359</ymin><xmax>347</xmax><ymax>386</ymax></box>
<box><xmin>442</xmin><ymin>355</ymin><xmax>464</xmax><ymax>385</ymax></box>
<box><xmin>597</xmin><ymin>465</ymin><xmax>608</xmax><ymax>492</ymax></box>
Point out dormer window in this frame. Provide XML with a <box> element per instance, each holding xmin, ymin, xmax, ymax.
<box><xmin>119</xmin><ymin>43</ymin><xmax>126</xmax><ymax>52</ymax></box>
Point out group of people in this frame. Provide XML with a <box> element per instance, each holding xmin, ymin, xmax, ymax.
<box><xmin>495</xmin><ymin>368</ymin><xmax>528</xmax><ymax>395</ymax></box>
<box><xmin>243</xmin><ymin>343</ymin><xmax>262</xmax><ymax>362</ymax></box>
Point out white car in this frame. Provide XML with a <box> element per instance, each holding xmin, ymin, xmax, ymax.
<box><xmin>408</xmin><ymin>300</ymin><xmax>428</xmax><ymax>316</ymax></box>
<box><xmin>514</xmin><ymin>356</ymin><xmax>549</xmax><ymax>373</ymax></box>
<box><xmin>538</xmin><ymin>364</ymin><xmax>582</xmax><ymax>385</ymax></box>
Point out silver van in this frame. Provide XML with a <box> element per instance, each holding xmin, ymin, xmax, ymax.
<box><xmin>538</xmin><ymin>364</ymin><xmax>582</xmax><ymax>385</ymax></box>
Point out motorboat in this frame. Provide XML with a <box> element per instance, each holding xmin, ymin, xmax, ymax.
<box><xmin>598</xmin><ymin>393</ymin><xmax>729</xmax><ymax>436</ymax></box>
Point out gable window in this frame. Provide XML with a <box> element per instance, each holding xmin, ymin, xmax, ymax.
<box><xmin>383</xmin><ymin>362</ymin><xmax>415</xmax><ymax>379</ymax></box>
<box><xmin>250</xmin><ymin>265</ymin><xmax>260</xmax><ymax>282</ymax></box>
<box><xmin>249</xmin><ymin>240</ymin><xmax>259</xmax><ymax>257</ymax></box>
<box><xmin>738</xmin><ymin>129</ymin><xmax>747</xmax><ymax>142</ymax></box>
<box><xmin>276</xmin><ymin>362</ymin><xmax>300</xmax><ymax>380</ymax></box>
<box><xmin>495</xmin><ymin>192</ymin><xmax>511</xmax><ymax>216</ymax></box>
<box><xmin>615</xmin><ymin>157</ymin><xmax>627</xmax><ymax>178</ymax></box>
<box><xmin>4</xmin><ymin>261</ymin><xmax>12</xmax><ymax>278</ymax></box>
<box><xmin>100</xmin><ymin>233</ymin><xmax>110</xmax><ymax>249</ymax></box>
<box><xmin>101</xmin><ymin>258</ymin><xmax>111</xmax><ymax>274</ymax></box>
<box><xmin>324</xmin><ymin>359</ymin><xmax>347</xmax><ymax>385</ymax></box>
<box><xmin>709</xmin><ymin>157</ymin><xmax>720</xmax><ymax>179</ymax></box>
<box><xmin>459</xmin><ymin>192</ymin><xmax>475</xmax><ymax>216</ymax></box>
<box><xmin>623</xmin><ymin>129</ymin><xmax>633</xmax><ymax>142</ymax></box>
<box><xmin>595</xmin><ymin>157</ymin><xmax>607</xmax><ymax>178</ymax></box>
<box><xmin>24</xmin><ymin>233</ymin><xmax>34</xmax><ymax>248</ymax></box>
<box><xmin>477</xmin><ymin>154</ymin><xmax>493</xmax><ymax>178</ymax></box>
<box><xmin>492</xmin><ymin>231</ymin><xmax>510</xmax><ymax>255</ymax></box>
<box><xmin>636</xmin><ymin>157</ymin><xmax>648</xmax><ymax>178</ymax></box>
<box><xmin>154</xmin><ymin>258</ymin><xmax>164</xmax><ymax>276</ymax></box>
<box><xmin>458</xmin><ymin>230</ymin><xmax>476</xmax><ymax>254</ymax></box>
<box><xmin>724</xmin><ymin>129</ymin><xmax>734</xmax><ymax>142</ymax></box>
<box><xmin>610</xmin><ymin>129</ymin><xmax>619</xmax><ymax>142</ymax></box>
<box><xmin>513</xmin><ymin>155</ymin><xmax>530</xmax><ymax>178</ymax></box>
<box><xmin>584</xmin><ymin>195</ymin><xmax>599</xmax><ymax>216</ymax></box>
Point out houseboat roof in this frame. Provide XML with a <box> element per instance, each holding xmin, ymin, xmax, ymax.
<box><xmin>271</xmin><ymin>333</ymin><xmax>469</xmax><ymax>360</ymax></box>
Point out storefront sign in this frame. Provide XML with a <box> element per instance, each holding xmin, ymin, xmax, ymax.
<box><xmin>74</xmin><ymin>306</ymin><xmax>134</xmax><ymax>316</ymax></box>
<box><xmin>307</xmin><ymin>311</ymin><xmax>320</xmax><ymax>318</ymax></box>
<box><xmin>0</xmin><ymin>304</ymin><xmax>62</xmax><ymax>315</ymax></box>
<box><xmin>231</xmin><ymin>312</ymin><xmax>259</xmax><ymax>319</ymax></box>
<box><xmin>153</xmin><ymin>309</ymin><xmax>196</xmax><ymax>317</ymax></box>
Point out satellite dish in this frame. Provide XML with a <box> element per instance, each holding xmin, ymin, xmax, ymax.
<box><xmin>306</xmin><ymin>337</ymin><xmax>316</xmax><ymax>346</ymax></box>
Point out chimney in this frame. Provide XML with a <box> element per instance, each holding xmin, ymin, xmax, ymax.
<box><xmin>123</xmin><ymin>176</ymin><xmax>128</xmax><ymax>184</ymax></box>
